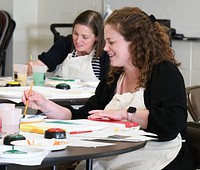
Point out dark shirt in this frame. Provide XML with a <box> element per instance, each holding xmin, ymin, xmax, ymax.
<box><xmin>38</xmin><ymin>35</ymin><xmax>110</xmax><ymax>80</ymax></box>
<box><xmin>67</xmin><ymin>61</ymin><xmax>194</xmax><ymax>169</ymax></box>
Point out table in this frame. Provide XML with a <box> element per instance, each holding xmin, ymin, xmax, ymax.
<box><xmin>49</xmin><ymin>98</ymin><xmax>88</xmax><ymax>107</ymax></box>
<box><xmin>0</xmin><ymin>140</ymin><xmax>146</xmax><ymax>170</ymax></box>
<box><xmin>0</xmin><ymin>79</ymin><xmax>145</xmax><ymax>169</ymax></box>
<box><xmin>0</xmin><ymin>85</ymin><xmax>92</xmax><ymax>108</ymax></box>
<box><xmin>0</xmin><ymin>97</ymin><xmax>89</xmax><ymax>107</ymax></box>
<box><xmin>0</xmin><ymin>76</ymin><xmax>96</xmax><ymax>107</ymax></box>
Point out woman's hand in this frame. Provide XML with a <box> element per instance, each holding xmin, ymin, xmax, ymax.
<box><xmin>22</xmin><ymin>90</ymin><xmax>48</xmax><ymax>112</ymax></box>
<box><xmin>88</xmin><ymin>109</ymin><xmax>127</xmax><ymax>120</ymax></box>
<box><xmin>22</xmin><ymin>90</ymin><xmax>73</xmax><ymax>120</ymax></box>
<box><xmin>88</xmin><ymin>108</ymin><xmax>149</xmax><ymax>129</ymax></box>
<box><xmin>27</xmin><ymin>60</ymin><xmax>46</xmax><ymax>76</ymax></box>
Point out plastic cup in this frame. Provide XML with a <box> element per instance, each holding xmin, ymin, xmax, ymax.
<box><xmin>13</xmin><ymin>64</ymin><xmax>28</xmax><ymax>86</ymax></box>
<box><xmin>0</xmin><ymin>108</ymin><xmax>22</xmax><ymax>137</ymax></box>
<box><xmin>0</xmin><ymin>104</ymin><xmax>16</xmax><ymax>135</ymax></box>
<box><xmin>33</xmin><ymin>65</ymin><xmax>47</xmax><ymax>86</ymax></box>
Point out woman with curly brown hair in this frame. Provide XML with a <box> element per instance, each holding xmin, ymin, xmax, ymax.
<box><xmin>22</xmin><ymin>7</ymin><xmax>195</xmax><ymax>169</ymax></box>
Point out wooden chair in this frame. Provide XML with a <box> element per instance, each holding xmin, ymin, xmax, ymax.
<box><xmin>0</xmin><ymin>10</ymin><xmax>16</xmax><ymax>76</ymax></box>
<box><xmin>186</xmin><ymin>85</ymin><xmax>200</xmax><ymax>122</ymax></box>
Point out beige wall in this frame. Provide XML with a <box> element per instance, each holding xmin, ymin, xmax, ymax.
<box><xmin>1</xmin><ymin>0</ymin><xmax>103</xmax><ymax>76</ymax></box>
<box><xmin>13</xmin><ymin>0</ymin><xmax>38</xmax><ymax>64</ymax></box>
<box><xmin>173</xmin><ymin>40</ymin><xmax>200</xmax><ymax>87</ymax></box>
<box><xmin>37</xmin><ymin>0</ymin><xmax>103</xmax><ymax>54</ymax></box>
<box><xmin>105</xmin><ymin>0</ymin><xmax>200</xmax><ymax>37</ymax></box>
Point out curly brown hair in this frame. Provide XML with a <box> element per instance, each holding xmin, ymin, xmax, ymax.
<box><xmin>105</xmin><ymin>7</ymin><xmax>180</xmax><ymax>87</ymax></box>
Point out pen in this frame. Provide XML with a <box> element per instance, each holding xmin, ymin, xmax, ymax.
<box><xmin>64</xmin><ymin>79</ymin><xmax>75</xmax><ymax>82</ymax></box>
<box><xmin>69</xmin><ymin>130</ymin><xmax>92</xmax><ymax>134</ymax></box>
<box><xmin>48</xmin><ymin>77</ymin><xmax>75</xmax><ymax>82</ymax></box>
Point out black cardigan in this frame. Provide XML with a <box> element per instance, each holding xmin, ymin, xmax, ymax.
<box><xmin>68</xmin><ymin>61</ymin><xmax>194</xmax><ymax>169</ymax></box>
<box><xmin>38</xmin><ymin>35</ymin><xmax>110</xmax><ymax>80</ymax></box>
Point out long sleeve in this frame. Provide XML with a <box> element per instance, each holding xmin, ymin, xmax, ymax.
<box><xmin>145</xmin><ymin>61</ymin><xmax>187</xmax><ymax>141</ymax></box>
<box><xmin>69</xmin><ymin>77</ymin><xmax>118</xmax><ymax>119</ymax></box>
<box><xmin>38</xmin><ymin>35</ymin><xmax>73</xmax><ymax>72</ymax></box>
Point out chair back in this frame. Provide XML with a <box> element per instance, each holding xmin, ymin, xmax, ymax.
<box><xmin>0</xmin><ymin>11</ymin><xmax>9</xmax><ymax>46</ymax></box>
<box><xmin>0</xmin><ymin>10</ymin><xmax>16</xmax><ymax>76</ymax></box>
<box><xmin>50</xmin><ymin>23</ymin><xmax>73</xmax><ymax>43</ymax></box>
<box><xmin>187</xmin><ymin>122</ymin><xmax>200</xmax><ymax>169</ymax></box>
<box><xmin>186</xmin><ymin>85</ymin><xmax>200</xmax><ymax>122</ymax></box>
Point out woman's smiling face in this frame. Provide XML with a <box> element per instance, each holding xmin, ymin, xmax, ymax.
<box><xmin>104</xmin><ymin>24</ymin><xmax>132</xmax><ymax>68</ymax></box>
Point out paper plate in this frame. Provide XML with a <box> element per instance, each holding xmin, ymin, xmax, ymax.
<box><xmin>20</xmin><ymin>115</ymin><xmax>47</xmax><ymax>123</ymax></box>
<box><xmin>83</xmin><ymin>82</ymin><xmax>99</xmax><ymax>88</ymax></box>
<box><xmin>46</xmin><ymin>80</ymin><xmax>83</xmax><ymax>88</ymax></box>
<box><xmin>11</xmin><ymin>139</ymin><xmax>68</xmax><ymax>151</ymax></box>
<box><xmin>0</xmin><ymin>81</ymin><xmax>6</xmax><ymax>87</ymax></box>
<box><xmin>0</xmin><ymin>146</ymin><xmax>45</xmax><ymax>159</ymax></box>
<box><xmin>0</xmin><ymin>91</ymin><xmax>23</xmax><ymax>98</ymax></box>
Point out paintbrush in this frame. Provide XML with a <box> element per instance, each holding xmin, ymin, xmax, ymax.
<box><xmin>23</xmin><ymin>81</ymin><xmax>34</xmax><ymax>118</ymax></box>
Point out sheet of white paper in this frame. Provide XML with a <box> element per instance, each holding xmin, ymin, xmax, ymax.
<box><xmin>70</xmin><ymin>126</ymin><xmax>157</xmax><ymax>142</ymax></box>
<box><xmin>21</xmin><ymin>119</ymin><xmax>110</xmax><ymax>133</ymax></box>
<box><xmin>0</xmin><ymin>86</ymin><xmax>94</xmax><ymax>103</ymax></box>
<box><xmin>20</xmin><ymin>132</ymin><xmax>115</xmax><ymax>148</ymax></box>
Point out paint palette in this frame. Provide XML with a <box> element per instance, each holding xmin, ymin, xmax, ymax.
<box><xmin>0</xmin><ymin>146</ymin><xmax>45</xmax><ymax>158</ymax></box>
<box><xmin>11</xmin><ymin>139</ymin><xmax>68</xmax><ymax>151</ymax></box>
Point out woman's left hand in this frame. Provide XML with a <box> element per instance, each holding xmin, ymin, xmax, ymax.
<box><xmin>88</xmin><ymin>109</ymin><xmax>127</xmax><ymax>120</ymax></box>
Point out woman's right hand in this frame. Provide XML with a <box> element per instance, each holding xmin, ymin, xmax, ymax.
<box><xmin>22</xmin><ymin>90</ymin><xmax>48</xmax><ymax>112</ymax></box>
<box><xmin>27</xmin><ymin>60</ymin><xmax>47</xmax><ymax>76</ymax></box>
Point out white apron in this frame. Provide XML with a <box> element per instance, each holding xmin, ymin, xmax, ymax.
<box><xmin>54</xmin><ymin>50</ymin><xmax>99</xmax><ymax>82</ymax></box>
<box><xmin>105</xmin><ymin>73</ymin><xmax>146</xmax><ymax>111</ymax></box>
<box><xmin>76</xmin><ymin>76</ymin><xmax>182</xmax><ymax>170</ymax></box>
<box><xmin>105</xmin><ymin>88</ymin><xmax>146</xmax><ymax>111</ymax></box>
<box><xmin>76</xmin><ymin>134</ymin><xmax>182</xmax><ymax>170</ymax></box>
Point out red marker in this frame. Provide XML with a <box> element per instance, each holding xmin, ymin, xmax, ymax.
<box><xmin>69</xmin><ymin>130</ymin><xmax>92</xmax><ymax>134</ymax></box>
